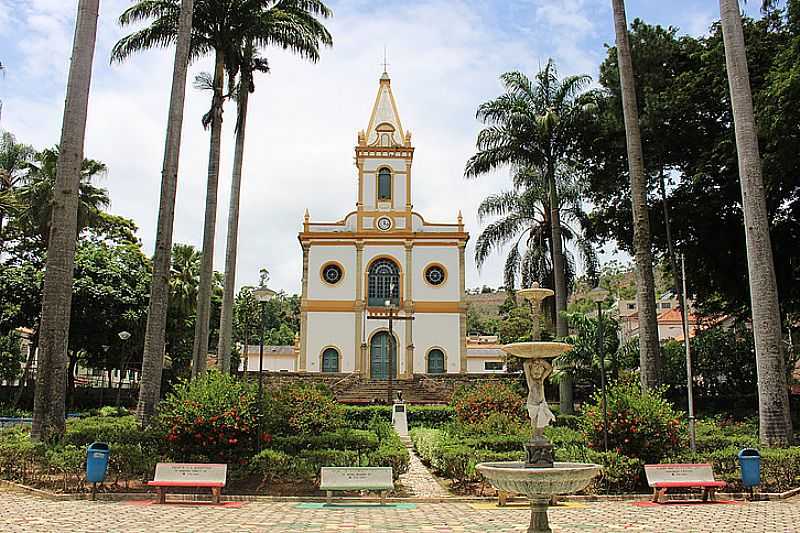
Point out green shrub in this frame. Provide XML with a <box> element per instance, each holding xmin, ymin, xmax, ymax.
<box><xmin>457</xmin><ymin>412</ymin><xmax>526</xmax><ymax>436</ymax></box>
<box><xmin>408</xmin><ymin>405</ymin><xmax>455</xmax><ymax>428</ymax></box>
<box><xmin>582</xmin><ymin>380</ymin><xmax>685</xmax><ymax>463</ymax></box>
<box><xmin>555</xmin><ymin>445</ymin><xmax>644</xmax><ymax>493</ymax></box>
<box><xmin>271</xmin><ymin>429</ymin><xmax>379</xmax><ymax>456</ymax></box>
<box><xmin>264</xmin><ymin>382</ymin><xmax>344</xmax><ymax>436</ymax></box>
<box><xmin>63</xmin><ymin>416</ymin><xmax>147</xmax><ymax>447</ymax></box>
<box><xmin>410</xmin><ymin>428</ymin><xmax>443</xmax><ymax>464</ymax></box>
<box><xmin>249</xmin><ymin>449</ymin><xmax>315</xmax><ymax>484</ymax></box>
<box><xmin>343</xmin><ymin>406</ymin><xmax>391</xmax><ymax>428</ymax></box>
<box><xmin>45</xmin><ymin>445</ymin><xmax>85</xmax><ymax>492</ymax></box>
<box><xmin>368</xmin><ymin>442</ymin><xmax>410</xmax><ymax>479</ymax></box>
<box><xmin>107</xmin><ymin>443</ymin><xmax>160</xmax><ymax>487</ymax></box>
<box><xmin>154</xmin><ymin>370</ymin><xmax>259</xmax><ymax>462</ymax></box>
<box><xmin>300</xmin><ymin>449</ymin><xmax>361</xmax><ymax>475</ymax></box>
<box><xmin>693</xmin><ymin>418</ymin><xmax>758</xmax><ymax>452</ymax></box>
<box><xmin>451</xmin><ymin>381</ymin><xmax>524</xmax><ymax>425</ymax></box>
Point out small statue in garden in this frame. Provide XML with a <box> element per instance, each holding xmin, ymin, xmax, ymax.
<box><xmin>524</xmin><ymin>358</ymin><xmax>556</xmax><ymax>441</ymax></box>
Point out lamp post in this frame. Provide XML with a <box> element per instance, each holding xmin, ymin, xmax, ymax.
<box><xmin>116</xmin><ymin>331</ymin><xmax>131</xmax><ymax>409</ymax></box>
<box><xmin>252</xmin><ymin>285</ymin><xmax>277</xmax><ymax>450</ymax></box>
<box><xmin>587</xmin><ymin>287</ymin><xmax>610</xmax><ymax>452</ymax></box>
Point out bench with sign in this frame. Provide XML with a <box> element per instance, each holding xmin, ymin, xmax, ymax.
<box><xmin>644</xmin><ymin>463</ymin><xmax>726</xmax><ymax>503</ymax></box>
<box><xmin>319</xmin><ymin>467</ymin><xmax>394</xmax><ymax>504</ymax></box>
<box><xmin>147</xmin><ymin>463</ymin><xmax>227</xmax><ymax>504</ymax></box>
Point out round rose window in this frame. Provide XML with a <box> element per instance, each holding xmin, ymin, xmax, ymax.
<box><xmin>425</xmin><ymin>265</ymin><xmax>446</xmax><ymax>286</ymax></box>
<box><xmin>322</xmin><ymin>263</ymin><xmax>343</xmax><ymax>285</ymax></box>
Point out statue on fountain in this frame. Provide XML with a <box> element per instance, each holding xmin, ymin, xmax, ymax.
<box><xmin>524</xmin><ymin>359</ymin><xmax>556</xmax><ymax>440</ymax></box>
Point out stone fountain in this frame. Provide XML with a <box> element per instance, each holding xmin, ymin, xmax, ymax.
<box><xmin>476</xmin><ymin>284</ymin><xmax>601</xmax><ymax>533</ymax></box>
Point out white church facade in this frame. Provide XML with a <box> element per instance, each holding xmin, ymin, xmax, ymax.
<box><xmin>297</xmin><ymin>72</ymin><xmax>470</xmax><ymax>379</ymax></box>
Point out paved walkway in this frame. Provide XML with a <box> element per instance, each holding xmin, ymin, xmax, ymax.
<box><xmin>397</xmin><ymin>448</ymin><xmax>450</xmax><ymax>498</ymax></box>
<box><xmin>1</xmin><ymin>491</ymin><xmax>800</xmax><ymax>532</ymax></box>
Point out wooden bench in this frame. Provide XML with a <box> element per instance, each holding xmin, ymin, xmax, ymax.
<box><xmin>147</xmin><ymin>463</ymin><xmax>227</xmax><ymax>504</ymax></box>
<box><xmin>320</xmin><ymin>467</ymin><xmax>394</xmax><ymax>504</ymax></box>
<box><xmin>645</xmin><ymin>463</ymin><xmax>726</xmax><ymax>503</ymax></box>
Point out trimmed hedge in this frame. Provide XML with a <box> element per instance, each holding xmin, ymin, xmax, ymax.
<box><xmin>343</xmin><ymin>405</ymin><xmax>454</xmax><ymax>429</ymax></box>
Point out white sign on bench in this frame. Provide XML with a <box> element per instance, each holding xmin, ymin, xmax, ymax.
<box><xmin>644</xmin><ymin>463</ymin><xmax>726</xmax><ymax>503</ymax></box>
<box><xmin>148</xmin><ymin>463</ymin><xmax>227</xmax><ymax>504</ymax></box>
<box><xmin>320</xmin><ymin>467</ymin><xmax>394</xmax><ymax>503</ymax></box>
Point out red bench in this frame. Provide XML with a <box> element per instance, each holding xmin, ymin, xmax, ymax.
<box><xmin>645</xmin><ymin>464</ymin><xmax>726</xmax><ymax>503</ymax></box>
<box><xmin>147</xmin><ymin>463</ymin><xmax>227</xmax><ymax>504</ymax></box>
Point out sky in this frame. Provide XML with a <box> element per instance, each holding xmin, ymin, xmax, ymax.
<box><xmin>0</xmin><ymin>0</ymin><xmax>771</xmax><ymax>295</ymax></box>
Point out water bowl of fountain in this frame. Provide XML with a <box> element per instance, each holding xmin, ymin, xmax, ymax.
<box><xmin>475</xmin><ymin>284</ymin><xmax>601</xmax><ymax>533</ymax></box>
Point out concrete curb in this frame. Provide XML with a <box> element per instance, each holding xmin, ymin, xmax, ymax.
<box><xmin>2</xmin><ymin>479</ymin><xmax>798</xmax><ymax>504</ymax></box>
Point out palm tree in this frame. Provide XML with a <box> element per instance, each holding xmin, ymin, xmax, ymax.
<box><xmin>475</xmin><ymin>166</ymin><xmax>598</xmax><ymax>296</ymax></box>
<box><xmin>718</xmin><ymin>0</ymin><xmax>792</xmax><ymax>446</ymax></box>
<box><xmin>31</xmin><ymin>0</ymin><xmax>100</xmax><ymax>441</ymax></box>
<box><xmin>0</xmin><ymin>131</ymin><xmax>35</xmax><ymax>249</ymax></box>
<box><xmin>15</xmin><ymin>148</ymin><xmax>109</xmax><ymax>247</ymax></box>
<box><xmin>115</xmin><ymin>0</ymin><xmax>333</xmax><ymax>380</ymax></box>
<box><xmin>465</xmin><ymin>60</ymin><xmax>595</xmax><ymax>413</ymax></box>
<box><xmin>217</xmin><ymin>3</ymin><xmax>333</xmax><ymax>373</ymax></box>
<box><xmin>610</xmin><ymin>0</ymin><xmax>661</xmax><ymax>391</ymax></box>
<box><xmin>111</xmin><ymin>0</ymin><xmax>193</xmax><ymax>425</ymax></box>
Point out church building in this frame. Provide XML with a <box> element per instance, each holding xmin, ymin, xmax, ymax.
<box><xmin>297</xmin><ymin>71</ymin><xmax>470</xmax><ymax>379</ymax></box>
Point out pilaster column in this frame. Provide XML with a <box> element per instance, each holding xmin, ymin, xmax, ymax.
<box><xmin>404</xmin><ymin>241</ymin><xmax>414</xmax><ymax>378</ymax></box>
<box><xmin>355</xmin><ymin>242</ymin><xmax>365</xmax><ymax>373</ymax></box>
<box><xmin>459</xmin><ymin>242</ymin><xmax>467</xmax><ymax>373</ymax></box>
<box><xmin>299</xmin><ymin>243</ymin><xmax>310</xmax><ymax>372</ymax></box>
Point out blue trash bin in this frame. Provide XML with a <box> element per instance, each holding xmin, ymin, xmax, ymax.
<box><xmin>738</xmin><ymin>448</ymin><xmax>761</xmax><ymax>488</ymax></box>
<box><xmin>86</xmin><ymin>442</ymin><xmax>110</xmax><ymax>484</ymax></box>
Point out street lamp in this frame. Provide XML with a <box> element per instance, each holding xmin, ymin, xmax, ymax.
<box><xmin>253</xmin><ymin>285</ymin><xmax>277</xmax><ymax>450</ymax></box>
<box><xmin>587</xmin><ymin>286</ymin><xmax>610</xmax><ymax>452</ymax></box>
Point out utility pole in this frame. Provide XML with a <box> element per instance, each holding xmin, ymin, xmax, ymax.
<box><xmin>681</xmin><ymin>254</ymin><xmax>696</xmax><ymax>452</ymax></box>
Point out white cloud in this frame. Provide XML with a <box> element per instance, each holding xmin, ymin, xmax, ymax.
<box><xmin>3</xmin><ymin>0</ymin><xmax>607</xmax><ymax>294</ymax></box>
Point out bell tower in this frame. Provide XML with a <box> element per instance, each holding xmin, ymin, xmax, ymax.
<box><xmin>355</xmin><ymin>71</ymin><xmax>414</xmax><ymax>232</ymax></box>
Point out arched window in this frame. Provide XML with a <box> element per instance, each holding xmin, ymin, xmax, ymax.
<box><xmin>368</xmin><ymin>258</ymin><xmax>400</xmax><ymax>307</ymax></box>
<box><xmin>377</xmin><ymin>168</ymin><xmax>392</xmax><ymax>201</ymax></box>
<box><xmin>322</xmin><ymin>348</ymin><xmax>340</xmax><ymax>373</ymax></box>
<box><xmin>427</xmin><ymin>349</ymin><xmax>445</xmax><ymax>374</ymax></box>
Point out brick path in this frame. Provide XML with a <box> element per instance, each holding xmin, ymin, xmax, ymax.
<box><xmin>1</xmin><ymin>491</ymin><xmax>800</xmax><ymax>532</ymax></box>
<box><xmin>397</xmin><ymin>448</ymin><xmax>450</xmax><ymax>498</ymax></box>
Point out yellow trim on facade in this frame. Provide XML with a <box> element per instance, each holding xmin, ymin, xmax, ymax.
<box><xmin>414</xmin><ymin>301</ymin><xmax>462</xmax><ymax>313</ymax></box>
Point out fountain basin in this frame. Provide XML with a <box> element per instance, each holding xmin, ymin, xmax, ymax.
<box><xmin>501</xmin><ymin>342</ymin><xmax>572</xmax><ymax>359</ymax></box>
<box><xmin>475</xmin><ymin>462</ymin><xmax>601</xmax><ymax>497</ymax></box>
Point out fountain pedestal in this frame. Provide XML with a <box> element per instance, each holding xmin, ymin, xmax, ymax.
<box><xmin>525</xmin><ymin>437</ymin><xmax>554</xmax><ymax>468</ymax></box>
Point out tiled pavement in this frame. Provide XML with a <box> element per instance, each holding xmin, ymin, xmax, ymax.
<box><xmin>1</xmin><ymin>491</ymin><xmax>799</xmax><ymax>532</ymax></box>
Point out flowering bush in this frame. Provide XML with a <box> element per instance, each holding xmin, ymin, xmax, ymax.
<box><xmin>582</xmin><ymin>380</ymin><xmax>685</xmax><ymax>463</ymax></box>
<box><xmin>154</xmin><ymin>370</ymin><xmax>259</xmax><ymax>462</ymax></box>
<box><xmin>451</xmin><ymin>381</ymin><xmax>525</xmax><ymax>425</ymax></box>
<box><xmin>263</xmin><ymin>382</ymin><xmax>344</xmax><ymax>436</ymax></box>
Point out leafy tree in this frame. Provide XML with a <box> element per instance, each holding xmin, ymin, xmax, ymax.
<box><xmin>0</xmin><ymin>330</ymin><xmax>24</xmax><ymax>384</ymax></box>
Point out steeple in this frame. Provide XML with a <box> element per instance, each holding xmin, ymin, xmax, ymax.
<box><xmin>360</xmin><ymin>71</ymin><xmax>410</xmax><ymax>148</ymax></box>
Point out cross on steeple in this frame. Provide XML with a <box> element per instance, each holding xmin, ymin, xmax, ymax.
<box><xmin>381</xmin><ymin>46</ymin><xmax>390</xmax><ymax>74</ymax></box>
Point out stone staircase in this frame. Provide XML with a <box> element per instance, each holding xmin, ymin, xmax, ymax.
<box><xmin>333</xmin><ymin>376</ymin><xmax>451</xmax><ymax>404</ymax></box>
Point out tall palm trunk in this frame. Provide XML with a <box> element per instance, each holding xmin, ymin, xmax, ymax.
<box><xmin>546</xmin><ymin>161</ymin><xmax>573</xmax><ymax>414</ymax></box>
<box><xmin>191</xmin><ymin>51</ymin><xmax>225</xmax><ymax>378</ymax></box>
<box><xmin>217</xmin><ymin>72</ymin><xmax>251</xmax><ymax>373</ymax></box>
<box><xmin>611</xmin><ymin>0</ymin><xmax>661</xmax><ymax>390</ymax></box>
<box><xmin>135</xmin><ymin>0</ymin><xmax>194</xmax><ymax>427</ymax></box>
<box><xmin>31</xmin><ymin>0</ymin><xmax>99</xmax><ymax>441</ymax></box>
<box><xmin>719</xmin><ymin>0</ymin><xmax>792</xmax><ymax>446</ymax></box>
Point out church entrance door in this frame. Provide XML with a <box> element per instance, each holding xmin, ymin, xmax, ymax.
<box><xmin>370</xmin><ymin>332</ymin><xmax>395</xmax><ymax>380</ymax></box>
